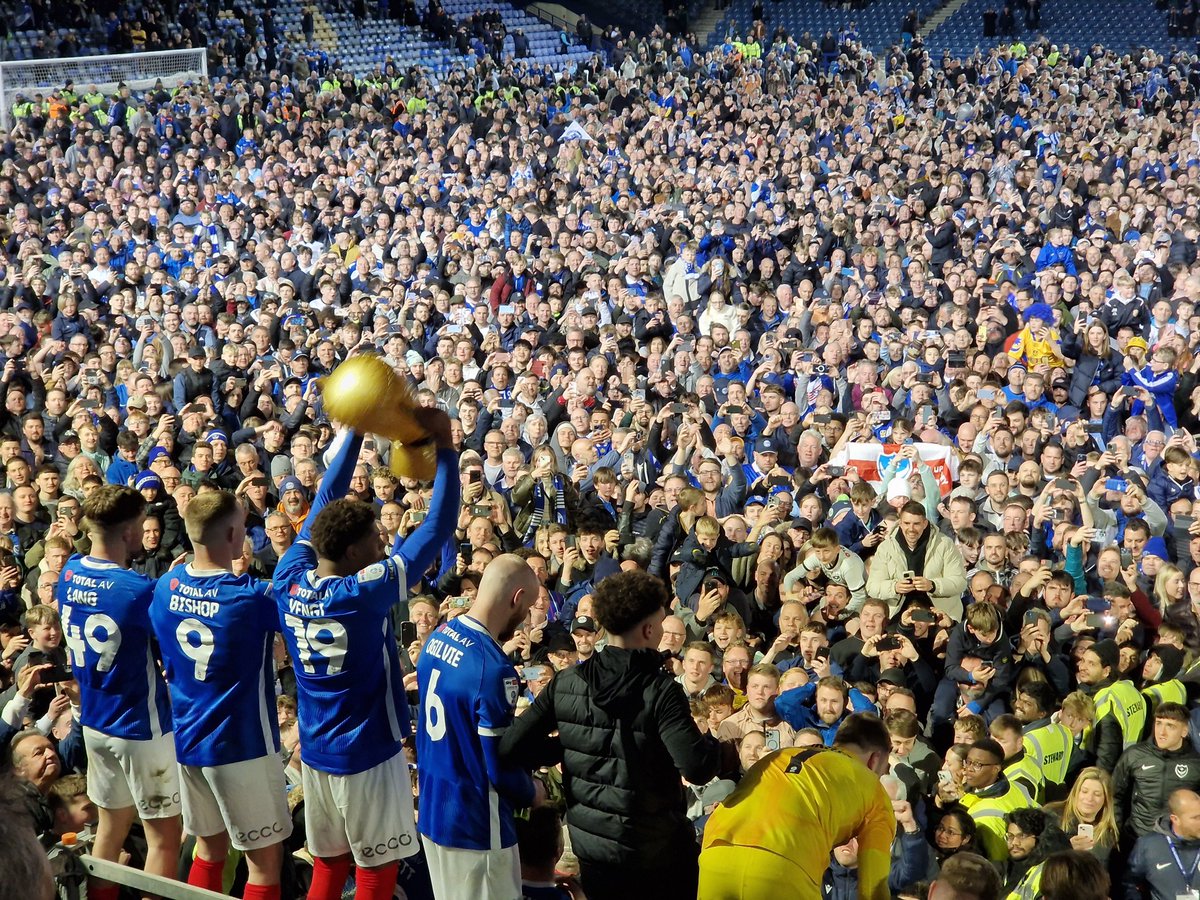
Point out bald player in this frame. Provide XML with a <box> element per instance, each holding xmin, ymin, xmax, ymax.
<box><xmin>416</xmin><ymin>555</ymin><xmax>547</xmax><ymax>899</ymax></box>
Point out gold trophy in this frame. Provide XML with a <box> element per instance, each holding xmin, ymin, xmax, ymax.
<box><xmin>318</xmin><ymin>354</ymin><xmax>437</xmax><ymax>480</ymax></box>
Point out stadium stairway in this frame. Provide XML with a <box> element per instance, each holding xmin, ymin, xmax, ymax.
<box><xmin>310</xmin><ymin>7</ymin><xmax>341</xmax><ymax>51</ymax></box>
<box><xmin>693</xmin><ymin>1</ymin><xmax>729</xmax><ymax>48</ymax></box>
<box><xmin>917</xmin><ymin>0</ymin><xmax>974</xmax><ymax>41</ymax></box>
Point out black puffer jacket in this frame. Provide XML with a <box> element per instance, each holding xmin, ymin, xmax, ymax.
<box><xmin>500</xmin><ymin>646</ymin><xmax>720</xmax><ymax>869</ymax></box>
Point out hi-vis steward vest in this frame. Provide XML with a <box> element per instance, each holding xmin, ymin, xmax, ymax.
<box><xmin>1004</xmin><ymin>753</ymin><xmax>1045</xmax><ymax>804</ymax></box>
<box><xmin>1143</xmin><ymin>678</ymin><xmax>1187</xmax><ymax>719</ymax></box>
<box><xmin>1022</xmin><ymin>721</ymin><xmax>1073</xmax><ymax>786</ymax></box>
<box><xmin>1093</xmin><ymin>679</ymin><xmax>1147</xmax><ymax>750</ymax></box>
<box><xmin>961</xmin><ymin>778</ymin><xmax>1033</xmax><ymax>862</ymax></box>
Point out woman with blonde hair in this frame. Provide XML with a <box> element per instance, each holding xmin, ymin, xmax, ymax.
<box><xmin>62</xmin><ymin>453</ymin><xmax>102</xmax><ymax>500</ymax></box>
<box><xmin>1049</xmin><ymin>767</ymin><xmax>1118</xmax><ymax>866</ymax></box>
<box><xmin>1155</xmin><ymin>562</ymin><xmax>1188</xmax><ymax>609</ymax></box>
<box><xmin>1151</xmin><ymin>561</ymin><xmax>1200</xmax><ymax>651</ymax></box>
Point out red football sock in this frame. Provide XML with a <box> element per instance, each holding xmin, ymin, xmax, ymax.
<box><xmin>355</xmin><ymin>862</ymin><xmax>399</xmax><ymax>900</ymax></box>
<box><xmin>242</xmin><ymin>883</ymin><xmax>281</xmax><ymax>900</ymax></box>
<box><xmin>88</xmin><ymin>884</ymin><xmax>121</xmax><ymax>900</ymax></box>
<box><xmin>307</xmin><ymin>856</ymin><xmax>353</xmax><ymax>900</ymax></box>
<box><xmin>187</xmin><ymin>856</ymin><xmax>225</xmax><ymax>893</ymax></box>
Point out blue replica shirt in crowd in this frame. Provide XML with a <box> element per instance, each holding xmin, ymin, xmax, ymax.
<box><xmin>272</xmin><ymin>431</ymin><xmax>460</xmax><ymax>776</ymax></box>
<box><xmin>150</xmin><ymin>564</ymin><xmax>279</xmax><ymax>767</ymax></box>
<box><xmin>57</xmin><ymin>555</ymin><xmax>172</xmax><ymax>741</ymax></box>
<box><xmin>417</xmin><ymin>614</ymin><xmax>535</xmax><ymax>851</ymax></box>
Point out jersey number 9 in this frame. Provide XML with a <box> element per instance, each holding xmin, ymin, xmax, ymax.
<box><xmin>61</xmin><ymin>605</ymin><xmax>122</xmax><ymax>673</ymax></box>
<box><xmin>176</xmin><ymin>618</ymin><xmax>215</xmax><ymax>681</ymax></box>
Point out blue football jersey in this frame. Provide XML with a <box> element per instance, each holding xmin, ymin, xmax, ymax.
<box><xmin>150</xmin><ymin>564</ymin><xmax>279</xmax><ymax>767</ymax></box>
<box><xmin>57</xmin><ymin>555</ymin><xmax>172</xmax><ymax>741</ymax></box>
<box><xmin>273</xmin><ymin>548</ymin><xmax>410</xmax><ymax>775</ymax></box>
<box><xmin>416</xmin><ymin>615</ymin><xmax>535</xmax><ymax>851</ymax></box>
<box><xmin>273</xmin><ymin>430</ymin><xmax>461</xmax><ymax>776</ymax></box>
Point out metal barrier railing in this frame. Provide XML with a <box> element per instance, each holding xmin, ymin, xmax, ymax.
<box><xmin>49</xmin><ymin>835</ymin><xmax>229</xmax><ymax>900</ymax></box>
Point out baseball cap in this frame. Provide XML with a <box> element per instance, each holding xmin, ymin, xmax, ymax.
<box><xmin>878</xmin><ymin>668</ymin><xmax>908</xmax><ymax>687</ymax></box>
<box><xmin>756</xmin><ymin>437</ymin><xmax>779</xmax><ymax>454</ymax></box>
<box><xmin>544</xmin><ymin>632</ymin><xmax>576</xmax><ymax>653</ymax></box>
<box><xmin>59</xmin><ymin>430</ymin><xmax>80</xmax><ymax>445</ymax></box>
<box><xmin>571</xmin><ymin>616</ymin><xmax>598</xmax><ymax>633</ymax></box>
<box><xmin>188</xmin><ymin>345</ymin><xmax>206</xmax><ymax>359</ymax></box>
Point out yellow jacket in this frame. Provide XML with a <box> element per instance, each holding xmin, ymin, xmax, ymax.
<box><xmin>702</xmin><ymin>746</ymin><xmax>895</xmax><ymax>898</ymax></box>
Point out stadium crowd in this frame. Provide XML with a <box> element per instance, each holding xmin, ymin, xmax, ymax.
<box><xmin>7</xmin><ymin>5</ymin><xmax>1200</xmax><ymax>899</ymax></box>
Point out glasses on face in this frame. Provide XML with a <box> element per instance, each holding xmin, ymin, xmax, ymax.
<box><xmin>962</xmin><ymin>758</ymin><xmax>998</xmax><ymax>771</ymax></box>
<box><xmin>1005</xmin><ymin>831</ymin><xmax>1033</xmax><ymax>843</ymax></box>
<box><xmin>935</xmin><ymin>825</ymin><xmax>963</xmax><ymax>837</ymax></box>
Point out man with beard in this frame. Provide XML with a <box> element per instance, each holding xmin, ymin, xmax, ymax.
<box><xmin>276</xmin><ymin>475</ymin><xmax>310</xmax><ymax>533</ymax></box>
<box><xmin>1013</xmin><ymin>460</ymin><xmax>1045</xmax><ymax>499</ymax></box>
<box><xmin>866</xmin><ymin>501</ymin><xmax>968</xmax><ymax>620</ymax></box>
<box><xmin>417</xmin><ymin>555</ymin><xmax>547</xmax><ymax>898</ymax></box>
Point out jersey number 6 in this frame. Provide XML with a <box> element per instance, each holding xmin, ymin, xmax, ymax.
<box><xmin>424</xmin><ymin>668</ymin><xmax>447</xmax><ymax>742</ymax></box>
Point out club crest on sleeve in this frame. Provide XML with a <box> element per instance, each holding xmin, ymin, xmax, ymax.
<box><xmin>358</xmin><ymin>562</ymin><xmax>387</xmax><ymax>583</ymax></box>
<box><xmin>504</xmin><ymin>677</ymin><xmax>520</xmax><ymax>707</ymax></box>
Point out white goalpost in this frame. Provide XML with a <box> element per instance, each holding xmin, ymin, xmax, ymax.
<box><xmin>0</xmin><ymin>47</ymin><xmax>208</xmax><ymax>131</ymax></box>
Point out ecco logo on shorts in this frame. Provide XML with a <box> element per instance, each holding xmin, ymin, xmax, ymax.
<box><xmin>235</xmin><ymin>822</ymin><xmax>286</xmax><ymax>843</ymax></box>
<box><xmin>360</xmin><ymin>833</ymin><xmax>414</xmax><ymax>858</ymax></box>
<box><xmin>139</xmin><ymin>792</ymin><xmax>181</xmax><ymax>812</ymax></box>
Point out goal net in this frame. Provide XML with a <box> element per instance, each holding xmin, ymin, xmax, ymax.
<box><xmin>0</xmin><ymin>48</ymin><xmax>207</xmax><ymax>131</ymax></box>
